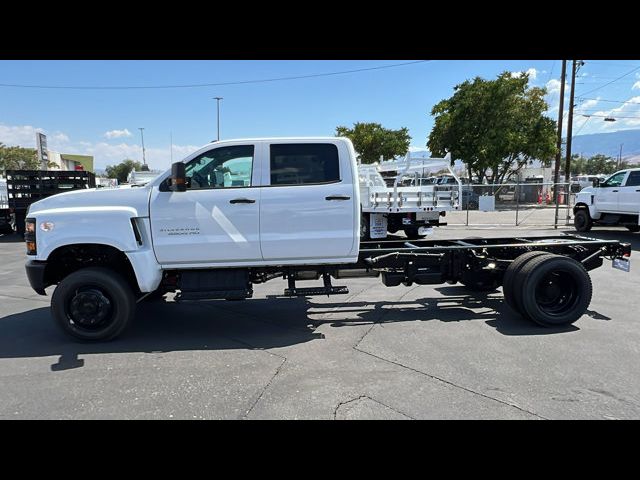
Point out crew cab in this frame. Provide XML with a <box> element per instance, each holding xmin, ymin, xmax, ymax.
<box><xmin>23</xmin><ymin>137</ymin><xmax>631</xmax><ymax>341</ymax></box>
<box><xmin>573</xmin><ymin>168</ymin><xmax>640</xmax><ymax>232</ymax></box>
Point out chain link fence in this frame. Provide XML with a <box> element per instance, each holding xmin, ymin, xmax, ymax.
<box><xmin>447</xmin><ymin>181</ymin><xmax>576</xmax><ymax>227</ymax></box>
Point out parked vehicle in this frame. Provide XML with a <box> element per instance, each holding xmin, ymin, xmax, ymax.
<box><xmin>0</xmin><ymin>179</ymin><xmax>13</xmax><ymax>234</ymax></box>
<box><xmin>22</xmin><ymin>137</ymin><xmax>631</xmax><ymax>341</ymax></box>
<box><xmin>358</xmin><ymin>154</ymin><xmax>462</xmax><ymax>239</ymax></box>
<box><xmin>6</xmin><ymin>170</ymin><xmax>96</xmax><ymax>235</ymax></box>
<box><xmin>574</xmin><ymin>168</ymin><xmax>640</xmax><ymax>232</ymax></box>
<box><xmin>572</xmin><ymin>174</ymin><xmax>607</xmax><ymax>193</ymax></box>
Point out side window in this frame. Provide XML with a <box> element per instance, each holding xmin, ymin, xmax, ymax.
<box><xmin>625</xmin><ymin>171</ymin><xmax>640</xmax><ymax>187</ymax></box>
<box><xmin>185</xmin><ymin>145</ymin><xmax>254</xmax><ymax>190</ymax></box>
<box><xmin>601</xmin><ymin>172</ymin><xmax>626</xmax><ymax>188</ymax></box>
<box><xmin>270</xmin><ymin>143</ymin><xmax>340</xmax><ymax>186</ymax></box>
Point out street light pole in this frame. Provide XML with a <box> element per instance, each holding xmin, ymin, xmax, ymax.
<box><xmin>138</xmin><ymin>127</ymin><xmax>147</xmax><ymax>167</ymax></box>
<box><xmin>213</xmin><ymin>97</ymin><xmax>223</xmax><ymax>141</ymax></box>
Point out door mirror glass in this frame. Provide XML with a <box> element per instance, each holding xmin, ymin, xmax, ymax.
<box><xmin>592</xmin><ymin>177</ymin><xmax>600</xmax><ymax>188</ymax></box>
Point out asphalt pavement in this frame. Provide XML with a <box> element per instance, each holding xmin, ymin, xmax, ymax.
<box><xmin>1</xmin><ymin>225</ymin><xmax>639</xmax><ymax>419</ymax></box>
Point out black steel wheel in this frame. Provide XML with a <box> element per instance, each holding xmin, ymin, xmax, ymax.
<box><xmin>574</xmin><ymin>209</ymin><xmax>592</xmax><ymax>232</ymax></box>
<box><xmin>517</xmin><ymin>255</ymin><xmax>592</xmax><ymax>326</ymax></box>
<box><xmin>51</xmin><ymin>267</ymin><xmax>136</xmax><ymax>341</ymax></box>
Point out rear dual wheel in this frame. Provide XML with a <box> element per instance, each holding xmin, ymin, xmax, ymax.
<box><xmin>503</xmin><ymin>252</ymin><xmax>592</xmax><ymax>327</ymax></box>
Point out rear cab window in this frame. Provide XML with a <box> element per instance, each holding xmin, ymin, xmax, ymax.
<box><xmin>269</xmin><ymin>143</ymin><xmax>340</xmax><ymax>186</ymax></box>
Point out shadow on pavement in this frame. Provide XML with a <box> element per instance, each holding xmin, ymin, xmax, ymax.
<box><xmin>1</xmin><ymin>282</ymin><xmax>610</xmax><ymax>368</ymax></box>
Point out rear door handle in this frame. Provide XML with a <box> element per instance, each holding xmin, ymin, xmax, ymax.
<box><xmin>612</xmin><ymin>190</ymin><xmax>619</xmax><ymax>192</ymax></box>
<box><xmin>636</xmin><ymin>189</ymin><xmax>640</xmax><ymax>192</ymax></box>
<box><xmin>325</xmin><ymin>195</ymin><xmax>351</xmax><ymax>201</ymax></box>
<box><xmin>229</xmin><ymin>198</ymin><xmax>256</xmax><ymax>204</ymax></box>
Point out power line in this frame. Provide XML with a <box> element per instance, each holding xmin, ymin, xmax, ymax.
<box><xmin>578</xmin><ymin>96</ymin><xmax>640</xmax><ymax>105</ymax></box>
<box><xmin>0</xmin><ymin>60</ymin><xmax>431</xmax><ymax>90</ymax></box>
<box><xmin>577</xmin><ymin>65</ymin><xmax>640</xmax><ymax>97</ymax></box>
<box><xmin>575</xmin><ymin>113</ymin><xmax>640</xmax><ymax>119</ymax></box>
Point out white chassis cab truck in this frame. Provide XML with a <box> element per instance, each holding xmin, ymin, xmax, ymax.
<box><xmin>573</xmin><ymin>168</ymin><xmax>640</xmax><ymax>233</ymax></box>
<box><xmin>358</xmin><ymin>153</ymin><xmax>462</xmax><ymax>240</ymax></box>
<box><xmin>23</xmin><ymin>137</ymin><xmax>631</xmax><ymax>341</ymax></box>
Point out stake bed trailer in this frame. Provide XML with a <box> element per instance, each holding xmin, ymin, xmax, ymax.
<box><xmin>21</xmin><ymin>137</ymin><xmax>631</xmax><ymax>341</ymax></box>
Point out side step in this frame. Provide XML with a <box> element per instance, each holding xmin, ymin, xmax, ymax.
<box><xmin>285</xmin><ymin>286</ymin><xmax>349</xmax><ymax>297</ymax></box>
<box><xmin>284</xmin><ymin>273</ymin><xmax>349</xmax><ymax>297</ymax></box>
<box><xmin>175</xmin><ymin>290</ymin><xmax>251</xmax><ymax>301</ymax></box>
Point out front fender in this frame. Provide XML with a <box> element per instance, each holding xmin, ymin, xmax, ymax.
<box><xmin>29</xmin><ymin>206</ymin><xmax>141</xmax><ymax>261</ymax></box>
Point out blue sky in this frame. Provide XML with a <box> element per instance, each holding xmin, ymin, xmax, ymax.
<box><xmin>1</xmin><ymin>60</ymin><xmax>640</xmax><ymax>171</ymax></box>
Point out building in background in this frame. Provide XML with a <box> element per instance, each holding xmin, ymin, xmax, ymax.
<box><xmin>47</xmin><ymin>150</ymin><xmax>94</xmax><ymax>172</ymax></box>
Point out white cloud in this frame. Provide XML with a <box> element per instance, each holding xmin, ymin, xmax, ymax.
<box><xmin>510</xmin><ymin>68</ymin><xmax>537</xmax><ymax>80</ymax></box>
<box><xmin>104</xmin><ymin>128</ymin><xmax>132</xmax><ymax>139</ymax></box>
<box><xmin>0</xmin><ymin>124</ymin><xmax>43</xmax><ymax>147</ymax></box>
<box><xmin>633</xmin><ymin>81</ymin><xmax>640</xmax><ymax>90</ymax></box>
<box><xmin>52</xmin><ymin>132</ymin><xmax>70</xmax><ymax>143</ymax></box>
<box><xmin>579</xmin><ymin>97</ymin><xmax>600</xmax><ymax>110</ymax></box>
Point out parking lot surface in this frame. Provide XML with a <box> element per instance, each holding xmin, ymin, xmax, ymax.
<box><xmin>1</xmin><ymin>226</ymin><xmax>639</xmax><ymax>419</ymax></box>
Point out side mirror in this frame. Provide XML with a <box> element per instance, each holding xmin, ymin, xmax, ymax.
<box><xmin>592</xmin><ymin>178</ymin><xmax>600</xmax><ymax>188</ymax></box>
<box><xmin>169</xmin><ymin>162</ymin><xmax>186</xmax><ymax>192</ymax></box>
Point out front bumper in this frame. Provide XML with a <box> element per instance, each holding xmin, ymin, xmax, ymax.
<box><xmin>25</xmin><ymin>260</ymin><xmax>48</xmax><ymax>295</ymax></box>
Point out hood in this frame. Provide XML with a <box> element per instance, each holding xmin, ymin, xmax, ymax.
<box><xmin>577</xmin><ymin>186</ymin><xmax>595</xmax><ymax>195</ymax></box>
<box><xmin>27</xmin><ymin>185</ymin><xmax>151</xmax><ymax>217</ymax></box>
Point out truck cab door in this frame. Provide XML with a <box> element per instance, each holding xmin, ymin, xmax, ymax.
<box><xmin>619</xmin><ymin>171</ymin><xmax>640</xmax><ymax>214</ymax></box>
<box><xmin>259</xmin><ymin>141</ymin><xmax>358</xmax><ymax>261</ymax></box>
<box><xmin>149</xmin><ymin>143</ymin><xmax>263</xmax><ymax>265</ymax></box>
<box><xmin>594</xmin><ymin>171</ymin><xmax>627</xmax><ymax>212</ymax></box>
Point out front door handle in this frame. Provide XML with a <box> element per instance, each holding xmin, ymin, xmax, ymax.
<box><xmin>636</xmin><ymin>189</ymin><xmax>640</xmax><ymax>192</ymax></box>
<box><xmin>612</xmin><ymin>190</ymin><xmax>619</xmax><ymax>192</ymax></box>
<box><xmin>325</xmin><ymin>195</ymin><xmax>351</xmax><ymax>201</ymax></box>
<box><xmin>229</xmin><ymin>198</ymin><xmax>256</xmax><ymax>204</ymax></box>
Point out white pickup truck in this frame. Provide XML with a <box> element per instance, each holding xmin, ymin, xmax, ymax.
<box><xmin>573</xmin><ymin>168</ymin><xmax>640</xmax><ymax>232</ymax></box>
<box><xmin>23</xmin><ymin>137</ymin><xmax>631</xmax><ymax>341</ymax></box>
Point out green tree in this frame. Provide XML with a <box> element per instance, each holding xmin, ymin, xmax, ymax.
<box><xmin>0</xmin><ymin>142</ymin><xmax>40</xmax><ymax>173</ymax></box>
<box><xmin>336</xmin><ymin>122</ymin><xmax>411</xmax><ymax>164</ymax></box>
<box><xmin>427</xmin><ymin>72</ymin><xmax>557</xmax><ymax>185</ymax></box>
<box><xmin>105</xmin><ymin>159</ymin><xmax>143</xmax><ymax>183</ymax></box>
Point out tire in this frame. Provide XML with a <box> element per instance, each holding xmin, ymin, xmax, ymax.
<box><xmin>518</xmin><ymin>255</ymin><xmax>592</xmax><ymax>327</ymax></box>
<box><xmin>626</xmin><ymin>225</ymin><xmax>640</xmax><ymax>233</ymax></box>
<box><xmin>403</xmin><ymin>227</ymin><xmax>426</xmax><ymax>240</ymax></box>
<box><xmin>503</xmin><ymin>251</ymin><xmax>554</xmax><ymax>313</ymax></box>
<box><xmin>574</xmin><ymin>209</ymin><xmax>592</xmax><ymax>232</ymax></box>
<box><xmin>51</xmin><ymin>267</ymin><xmax>136</xmax><ymax>341</ymax></box>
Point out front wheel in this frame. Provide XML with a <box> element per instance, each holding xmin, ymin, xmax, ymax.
<box><xmin>574</xmin><ymin>209</ymin><xmax>592</xmax><ymax>232</ymax></box>
<box><xmin>51</xmin><ymin>267</ymin><xmax>136</xmax><ymax>341</ymax></box>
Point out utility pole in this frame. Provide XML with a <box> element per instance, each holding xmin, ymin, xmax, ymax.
<box><xmin>564</xmin><ymin>60</ymin><xmax>580</xmax><ymax>225</ymax></box>
<box><xmin>138</xmin><ymin>127</ymin><xmax>148</xmax><ymax>171</ymax></box>
<box><xmin>553</xmin><ymin>60</ymin><xmax>567</xmax><ymax>229</ymax></box>
<box><xmin>619</xmin><ymin>143</ymin><xmax>623</xmax><ymax>169</ymax></box>
<box><xmin>213</xmin><ymin>97</ymin><xmax>223</xmax><ymax>141</ymax></box>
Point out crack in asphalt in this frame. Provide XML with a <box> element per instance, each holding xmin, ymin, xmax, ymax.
<box><xmin>243</xmin><ymin>357</ymin><xmax>287</xmax><ymax>419</ymax></box>
<box><xmin>333</xmin><ymin>394</ymin><xmax>415</xmax><ymax>420</ymax></box>
<box><xmin>353</xmin><ymin>346</ymin><xmax>547</xmax><ymax>419</ymax></box>
<box><xmin>349</xmin><ymin>286</ymin><xmax>546</xmax><ymax>419</ymax></box>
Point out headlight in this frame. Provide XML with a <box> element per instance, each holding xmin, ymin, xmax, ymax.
<box><xmin>25</xmin><ymin>218</ymin><xmax>37</xmax><ymax>255</ymax></box>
